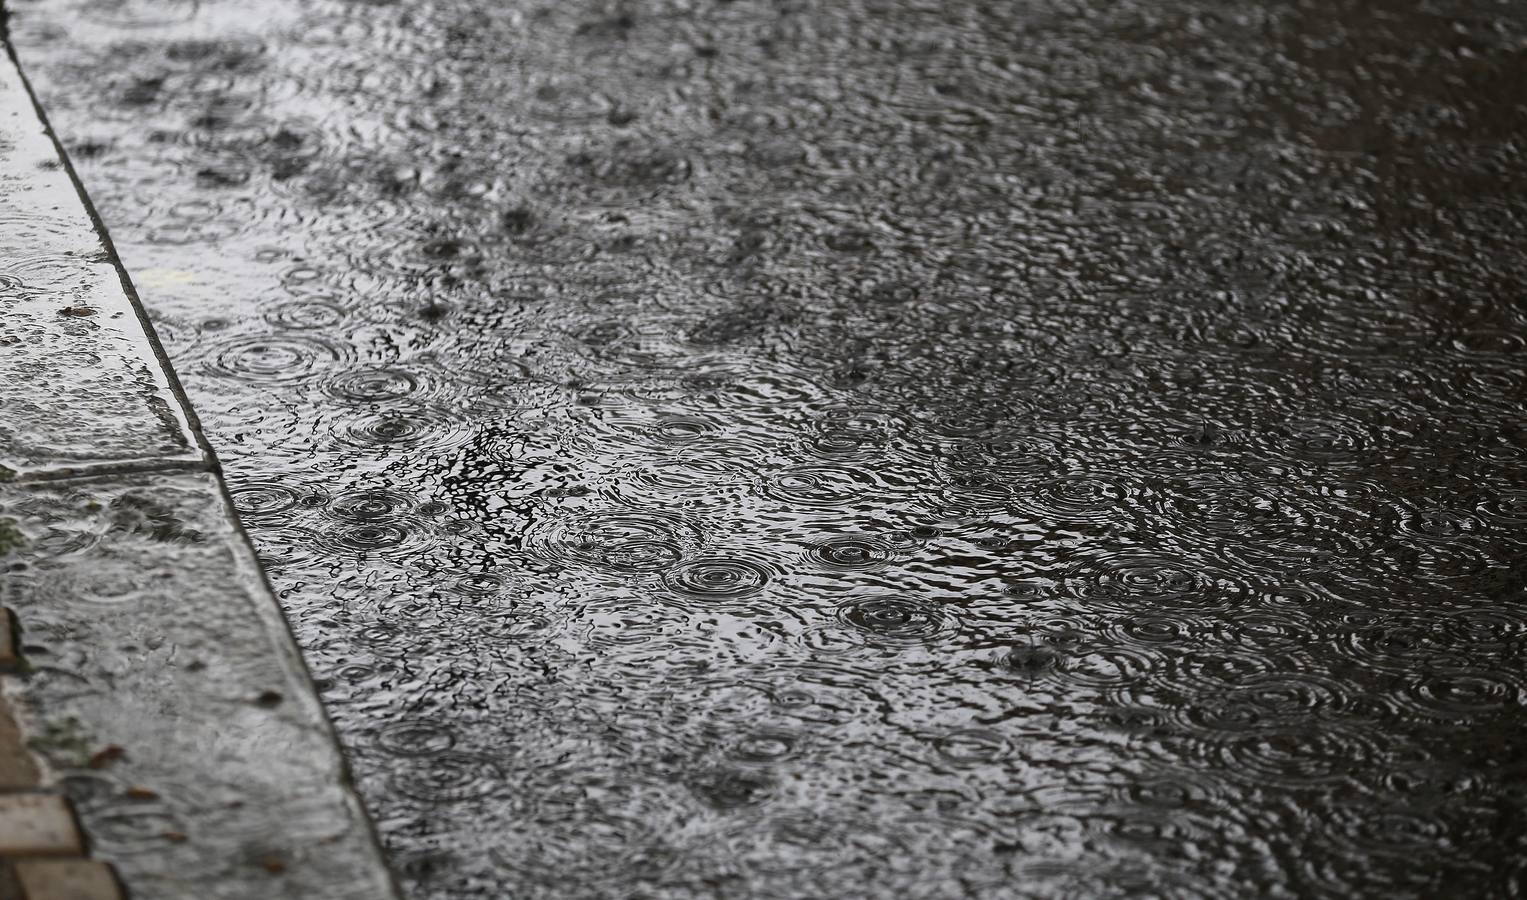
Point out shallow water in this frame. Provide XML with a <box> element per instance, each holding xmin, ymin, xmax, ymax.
<box><xmin>7</xmin><ymin>0</ymin><xmax>1527</xmax><ymax>895</ymax></box>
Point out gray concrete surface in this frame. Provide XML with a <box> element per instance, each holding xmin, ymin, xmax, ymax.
<box><xmin>0</xmin><ymin>44</ymin><xmax>401</xmax><ymax>900</ymax></box>
<box><xmin>0</xmin><ymin>53</ymin><xmax>203</xmax><ymax>482</ymax></box>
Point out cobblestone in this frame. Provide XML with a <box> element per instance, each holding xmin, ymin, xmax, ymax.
<box><xmin>14</xmin><ymin>859</ymin><xmax>124</xmax><ymax>900</ymax></box>
<box><xmin>0</xmin><ymin>796</ymin><xmax>81</xmax><ymax>857</ymax></box>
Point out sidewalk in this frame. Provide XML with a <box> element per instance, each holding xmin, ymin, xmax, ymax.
<box><xmin>0</xmin><ymin>44</ymin><xmax>400</xmax><ymax>900</ymax></box>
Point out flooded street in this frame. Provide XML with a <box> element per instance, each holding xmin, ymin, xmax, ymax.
<box><xmin>6</xmin><ymin>0</ymin><xmax>1527</xmax><ymax>895</ymax></box>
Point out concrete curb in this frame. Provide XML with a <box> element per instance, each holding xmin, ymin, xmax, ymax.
<box><xmin>0</xmin><ymin>35</ymin><xmax>402</xmax><ymax>900</ymax></box>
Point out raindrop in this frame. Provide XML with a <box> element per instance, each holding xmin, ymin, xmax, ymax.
<box><xmin>328</xmin><ymin>489</ymin><xmax>415</xmax><ymax>522</ymax></box>
<box><xmin>324</xmin><ymin>366</ymin><xmax>423</xmax><ymax>404</ymax></box>
<box><xmin>390</xmin><ymin>753</ymin><xmax>503</xmax><ymax>803</ymax></box>
<box><xmin>805</xmin><ymin>536</ymin><xmax>893</xmax><ymax>571</ymax></box>
<box><xmin>933</xmin><ymin>728</ymin><xmax>1012</xmax><ymax>765</ymax></box>
<box><xmin>530</xmin><ymin>510</ymin><xmax>704</xmax><ymax>574</ymax></box>
<box><xmin>332</xmin><ymin>404</ymin><xmax>473</xmax><ymax>452</ymax></box>
<box><xmin>732</xmin><ymin>731</ymin><xmax>798</xmax><ymax>764</ymax></box>
<box><xmin>377</xmin><ymin>721</ymin><xmax>456</xmax><ymax>757</ymax></box>
<box><xmin>663</xmin><ymin>557</ymin><xmax>773</xmax><ymax>600</ymax></box>
<box><xmin>228</xmin><ymin>481</ymin><xmax>302</xmax><ymax>519</ymax></box>
<box><xmin>206</xmin><ymin>333</ymin><xmax>348</xmax><ymax>383</ymax></box>
<box><xmin>759</xmin><ymin>466</ymin><xmax>885</xmax><ymax>508</ymax></box>
<box><xmin>835</xmin><ymin>596</ymin><xmax>959</xmax><ymax>644</ymax></box>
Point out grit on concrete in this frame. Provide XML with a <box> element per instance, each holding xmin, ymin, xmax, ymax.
<box><xmin>0</xmin><ymin>43</ymin><xmax>401</xmax><ymax>900</ymax></box>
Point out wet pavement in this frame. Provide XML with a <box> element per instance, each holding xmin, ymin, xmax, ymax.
<box><xmin>0</xmin><ymin>49</ymin><xmax>399</xmax><ymax>899</ymax></box>
<box><xmin>5</xmin><ymin>0</ymin><xmax>1527</xmax><ymax>896</ymax></box>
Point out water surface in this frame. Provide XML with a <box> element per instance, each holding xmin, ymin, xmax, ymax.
<box><xmin>9</xmin><ymin>0</ymin><xmax>1527</xmax><ymax>895</ymax></box>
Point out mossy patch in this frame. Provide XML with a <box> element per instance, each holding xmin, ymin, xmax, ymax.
<box><xmin>28</xmin><ymin>716</ymin><xmax>94</xmax><ymax>769</ymax></box>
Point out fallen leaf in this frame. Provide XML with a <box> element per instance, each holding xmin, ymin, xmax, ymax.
<box><xmin>88</xmin><ymin>744</ymin><xmax>126</xmax><ymax>769</ymax></box>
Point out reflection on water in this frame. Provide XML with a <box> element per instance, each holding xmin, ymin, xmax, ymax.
<box><xmin>9</xmin><ymin>0</ymin><xmax>1527</xmax><ymax>895</ymax></box>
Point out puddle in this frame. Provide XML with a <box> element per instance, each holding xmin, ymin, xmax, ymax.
<box><xmin>8</xmin><ymin>0</ymin><xmax>1527</xmax><ymax>895</ymax></box>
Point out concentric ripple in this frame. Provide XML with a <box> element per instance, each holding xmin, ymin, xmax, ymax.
<box><xmin>1009</xmin><ymin>473</ymin><xmax>1135</xmax><ymax>524</ymax></box>
<box><xmin>323</xmin><ymin>522</ymin><xmax>418</xmax><ymax>556</ymax></box>
<box><xmin>389</xmin><ymin>753</ymin><xmax>504</xmax><ymax>803</ymax></box>
<box><xmin>19</xmin><ymin>0</ymin><xmax>1527</xmax><ymax>896</ymax></box>
<box><xmin>662</xmin><ymin>557</ymin><xmax>773</xmax><ymax>599</ymax></box>
<box><xmin>205</xmin><ymin>333</ymin><xmax>349</xmax><ymax>383</ymax></box>
<box><xmin>805</xmin><ymin>535</ymin><xmax>894</xmax><ymax>571</ymax></box>
<box><xmin>327</xmin><ymin>488</ymin><xmax>416</xmax><ymax>522</ymax></box>
<box><xmin>1077</xmin><ymin>554</ymin><xmax>1250</xmax><ymax>611</ymax></box>
<box><xmin>933</xmin><ymin>728</ymin><xmax>1014</xmax><ymax>766</ymax></box>
<box><xmin>1209</xmin><ymin>725</ymin><xmax>1384</xmax><ymax>788</ymax></box>
<box><xmin>263</xmin><ymin>297</ymin><xmax>348</xmax><ymax>330</ymax></box>
<box><xmin>731</xmin><ymin>731</ymin><xmax>799</xmax><ymax>765</ymax></box>
<box><xmin>758</xmin><ymin>465</ymin><xmax>888</xmax><ymax>508</ymax></box>
<box><xmin>835</xmin><ymin>596</ymin><xmax>960</xmax><ymax>644</ymax></box>
<box><xmin>1402</xmin><ymin>667</ymin><xmax>1524</xmax><ymax>718</ymax></box>
<box><xmin>376</xmin><ymin>720</ymin><xmax>456</xmax><ymax>756</ymax></box>
<box><xmin>228</xmin><ymin>480</ymin><xmax>303</xmax><ymax>520</ymax></box>
<box><xmin>530</xmin><ymin>509</ymin><xmax>704</xmax><ymax>573</ymax></box>
<box><xmin>324</xmin><ymin>365</ymin><xmax>424</xmax><ymax>403</ymax></box>
<box><xmin>1477</xmin><ymin>489</ymin><xmax>1527</xmax><ymax>527</ymax></box>
<box><xmin>332</xmin><ymin>404</ymin><xmax>473</xmax><ymax>452</ymax></box>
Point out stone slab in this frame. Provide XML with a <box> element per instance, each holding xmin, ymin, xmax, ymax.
<box><xmin>0</xmin><ymin>471</ymin><xmax>398</xmax><ymax>899</ymax></box>
<box><xmin>0</xmin><ymin>691</ymin><xmax>40</xmax><ymax>790</ymax></box>
<box><xmin>0</xmin><ymin>54</ymin><xmax>204</xmax><ymax>481</ymax></box>
<box><xmin>14</xmin><ymin>860</ymin><xmax>123</xmax><ymax>900</ymax></box>
<box><xmin>0</xmin><ymin>609</ymin><xmax>15</xmax><ymax>671</ymax></box>
<box><xmin>0</xmin><ymin>795</ymin><xmax>81</xmax><ymax>857</ymax></box>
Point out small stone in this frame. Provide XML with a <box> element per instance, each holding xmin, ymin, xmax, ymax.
<box><xmin>57</xmin><ymin>307</ymin><xmax>95</xmax><ymax>317</ymax></box>
<box><xmin>0</xmin><ymin>794</ymin><xmax>83</xmax><ymax>856</ymax></box>
<box><xmin>15</xmin><ymin>858</ymin><xmax>124</xmax><ymax>900</ymax></box>
<box><xmin>123</xmin><ymin>787</ymin><xmax>158</xmax><ymax>800</ymax></box>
